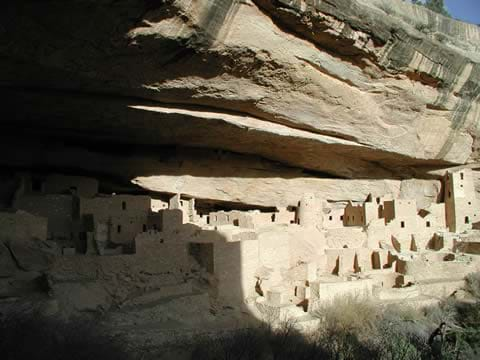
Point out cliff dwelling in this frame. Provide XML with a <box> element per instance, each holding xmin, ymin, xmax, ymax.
<box><xmin>1</xmin><ymin>0</ymin><xmax>480</xmax><ymax>359</ymax></box>
<box><xmin>1</xmin><ymin>168</ymin><xmax>480</xmax><ymax>313</ymax></box>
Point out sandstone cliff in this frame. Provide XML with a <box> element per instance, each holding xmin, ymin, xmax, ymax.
<box><xmin>1</xmin><ymin>0</ymin><xmax>479</xmax><ymax>203</ymax></box>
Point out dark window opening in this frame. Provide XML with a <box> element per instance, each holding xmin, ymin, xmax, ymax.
<box><xmin>233</xmin><ymin>219</ymin><xmax>239</xmax><ymax>226</ymax></box>
<box><xmin>32</xmin><ymin>178</ymin><xmax>43</xmax><ymax>192</ymax></box>
<box><xmin>142</xmin><ymin>224</ymin><xmax>147</xmax><ymax>232</ymax></box>
<box><xmin>371</xmin><ymin>252</ymin><xmax>381</xmax><ymax>270</ymax></box>
<box><xmin>401</xmin><ymin>221</ymin><xmax>405</xmax><ymax>228</ymax></box>
<box><xmin>122</xmin><ymin>201</ymin><xmax>126</xmax><ymax>210</ymax></box>
<box><xmin>376</xmin><ymin>197</ymin><xmax>380</xmax><ymax>204</ymax></box>
<box><xmin>329</xmin><ymin>216</ymin><xmax>332</xmax><ymax>221</ymax></box>
<box><xmin>117</xmin><ymin>225</ymin><xmax>122</xmax><ymax>233</ymax></box>
<box><xmin>461</xmin><ymin>173</ymin><xmax>464</xmax><ymax>180</ymax></box>
<box><xmin>460</xmin><ymin>185</ymin><xmax>464</xmax><ymax>188</ymax></box>
<box><xmin>468</xmin><ymin>202</ymin><xmax>472</xmax><ymax>205</ymax></box>
<box><xmin>426</xmin><ymin>221</ymin><xmax>431</xmax><ymax>228</ymax></box>
<box><xmin>206</xmin><ymin>216</ymin><xmax>210</xmax><ymax>225</ymax></box>
<box><xmin>448</xmin><ymin>191</ymin><xmax>451</xmax><ymax>198</ymax></box>
<box><xmin>271</xmin><ymin>214</ymin><xmax>276</xmax><ymax>222</ymax></box>
<box><xmin>340</xmin><ymin>216</ymin><xmax>344</xmax><ymax>221</ymax></box>
<box><xmin>465</xmin><ymin>216</ymin><xmax>470</xmax><ymax>224</ymax></box>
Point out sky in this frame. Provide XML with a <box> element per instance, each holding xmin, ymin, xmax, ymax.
<box><xmin>444</xmin><ymin>0</ymin><xmax>480</xmax><ymax>24</ymax></box>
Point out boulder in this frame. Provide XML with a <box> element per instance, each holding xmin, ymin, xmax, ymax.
<box><xmin>8</xmin><ymin>240</ymin><xmax>54</xmax><ymax>272</ymax></box>
<box><xmin>0</xmin><ymin>241</ymin><xmax>17</xmax><ymax>277</ymax></box>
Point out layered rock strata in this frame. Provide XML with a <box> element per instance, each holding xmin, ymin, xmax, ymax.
<box><xmin>1</xmin><ymin>0</ymin><xmax>479</xmax><ymax>179</ymax></box>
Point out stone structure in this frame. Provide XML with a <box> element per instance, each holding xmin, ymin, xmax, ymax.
<box><xmin>5</xmin><ymin>168</ymin><xmax>478</xmax><ymax>320</ymax></box>
<box><xmin>0</xmin><ymin>0</ymin><xmax>480</xmax><ymax>337</ymax></box>
<box><xmin>445</xmin><ymin>169</ymin><xmax>479</xmax><ymax>233</ymax></box>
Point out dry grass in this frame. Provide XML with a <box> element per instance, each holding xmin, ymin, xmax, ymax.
<box><xmin>465</xmin><ymin>272</ymin><xmax>480</xmax><ymax>299</ymax></box>
<box><xmin>314</xmin><ymin>295</ymin><xmax>379</xmax><ymax>335</ymax></box>
<box><xmin>377</xmin><ymin>1</ymin><xmax>396</xmax><ymax>16</ymax></box>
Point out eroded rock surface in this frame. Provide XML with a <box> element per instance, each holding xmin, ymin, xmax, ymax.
<box><xmin>1</xmin><ymin>0</ymin><xmax>479</xmax><ymax>179</ymax></box>
<box><xmin>0</xmin><ymin>138</ymin><xmax>442</xmax><ymax>208</ymax></box>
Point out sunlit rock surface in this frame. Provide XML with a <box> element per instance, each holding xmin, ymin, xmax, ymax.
<box><xmin>2</xmin><ymin>0</ymin><xmax>479</xmax><ymax>180</ymax></box>
<box><xmin>2</xmin><ymin>2</ymin><xmax>480</xmax><ymax>354</ymax></box>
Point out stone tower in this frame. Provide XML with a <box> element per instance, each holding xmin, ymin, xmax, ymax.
<box><xmin>297</xmin><ymin>193</ymin><xmax>322</xmax><ymax>227</ymax></box>
<box><xmin>445</xmin><ymin>169</ymin><xmax>478</xmax><ymax>233</ymax></box>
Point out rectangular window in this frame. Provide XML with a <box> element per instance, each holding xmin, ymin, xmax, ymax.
<box><xmin>32</xmin><ymin>178</ymin><xmax>43</xmax><ymax>192</ymax></box>
<box><xmin>122</xmin><ymin>201</ymin><xmax>126</xmax><ymax>210</ymax></box>
<box><xmin>329</xmin><ymin>216</ymin><xmax>332</xmax><ymax>221</ymax></box>
<box><xmin>461</xmin><ymin>173</ymin><xmax>464</xmax><ymax>180</ymax></box>
<box><xmin>401</xmin><ymin>221</ymin><xmax>405</xmax><ymax>228</ymax></box>
<box><xmin>117</xmin><ymin>225</ymin><xmax>122</xmax><ymax>233</ymax></box>
<box><xmin>426</xmin><ymin>221</ymin><xmax>431</xmax><ymax>228</ymax></box>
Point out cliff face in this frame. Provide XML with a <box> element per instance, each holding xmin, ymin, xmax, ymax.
<box><xmin>1</xmin><ymin>0</ymin><xmax>479</xmax><ymax>193</ymax></box>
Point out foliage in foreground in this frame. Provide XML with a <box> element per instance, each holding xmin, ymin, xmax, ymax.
<box><xmin>2</xmin><ymin>272</ymin><xmax>480</xmax><ymax>359</ymax></box>
<box><xmin>192</xmin><ymin>273</ymin><xmax>480</xmax><ymax>360</ymax></box>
